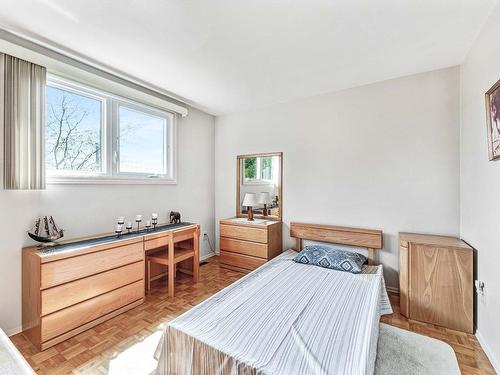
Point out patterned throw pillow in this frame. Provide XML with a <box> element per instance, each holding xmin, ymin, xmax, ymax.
<box><xmin>293</xmin><ymin>245</ymin><xmax>367</xmax><ymax>274</ymax></box>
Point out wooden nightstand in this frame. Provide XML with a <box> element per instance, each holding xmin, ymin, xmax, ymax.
<box><xmin>219</xmin><ymin>217</ymin><xmax>282</xmax><ymax>273</ymax></box>
<box><xmin>399</xmin><ymin>232</ymin><xmax>473</xmax><ymax>333</ymax></box>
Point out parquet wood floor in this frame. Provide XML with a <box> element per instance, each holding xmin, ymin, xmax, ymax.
<box><xmin>10</xmin><ymin>257</ymin><xmax>496</xmax><ymax>374</ymax></box>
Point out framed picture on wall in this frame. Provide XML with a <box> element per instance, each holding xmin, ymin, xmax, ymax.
<box><xmin>485</xmin><ymin>78</ymin><xmax>500</xmax><ymax>161</ymax></box>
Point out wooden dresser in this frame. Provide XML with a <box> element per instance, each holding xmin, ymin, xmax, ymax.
<box><xmin>219</xmin><ymin>218</ymin><xmax>282</xmax><ymax>273</ymax></box>
<box><xmin>22</xmin><ymin>223</ymin><xmax>199</xmax><ymax>351</ymax></box>
<box><xmin>399</xmin><ymin>232</ymin><xmax>473</xmax><ymax>333</ymax></box>
<box><xmin>23</xmin><ymin>237</ymin><xmax>145</xmax><ymax>351</ymax></box>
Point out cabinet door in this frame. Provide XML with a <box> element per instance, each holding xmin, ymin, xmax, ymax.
<box><xmin>409</xmin><ymin>244</ymin><xmax>473</xmax><ymax>333</ymax></box>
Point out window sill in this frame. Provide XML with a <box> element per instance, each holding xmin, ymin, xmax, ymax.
<box><xmin>47</xmin><ymin>176</ymin><xmax>177</xmax><ymax>185</ymax></box>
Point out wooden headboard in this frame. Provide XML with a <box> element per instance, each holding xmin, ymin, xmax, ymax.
<box><xmin>290</xmin><ymin>222</ymin><xmax>383</xmax><ymax>265</ymax></box>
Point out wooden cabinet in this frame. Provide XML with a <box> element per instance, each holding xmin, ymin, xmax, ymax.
<box><xmin>219</xmin><ymin>218</ymin><xmax>282</xmax><ymax>273</ymax></box>
<box><xmin>23</xmin><ymin>237</ymin><xmax>145</xmax><ymax>351</ymax></box>
<box><xmin>399</xmin><ymin>233</ymin><xmax>473</xmax><ymax>333</ymax></box>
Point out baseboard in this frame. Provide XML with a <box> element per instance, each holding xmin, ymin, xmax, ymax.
<box><xmin>6</xmin><ymin>326</ymin><xmax>22</xmax><ymax>337</ymax></box>
<box><xmin>476</xmin><ymin>329</ymin><xmax>500</xmax><ymax>374</ymax></box>
<box><xmin>200</xmin><ymin>252</ymin><xmax>217</xmax><ymax>262</ymax></box>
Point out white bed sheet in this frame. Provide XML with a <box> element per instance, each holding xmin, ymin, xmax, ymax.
<box><xmin>155</xmin><ymin>249</ymin><xmax>392</xmax><ymax>375</ymax></box>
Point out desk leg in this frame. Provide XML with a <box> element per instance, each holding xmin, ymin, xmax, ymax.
<box><xmin>168</xmin><ymin>238</ymin><xmax>175</xmax><ymax>297</ymax></box>
<box><xmin>193</xmin><ymin>226</ymin><xmax>200</xmax><ymax>283</ymax></box>
<box><xmin>147</xmin><ymin>260</ymin><xmax>151</xmax><ymax>292</ymax></box>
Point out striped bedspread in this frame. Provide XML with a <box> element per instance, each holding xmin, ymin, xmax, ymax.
<box><xmin>155</xmin><ymin>250</ymin><xmax>392</xmax><ymax>375</ymax></box>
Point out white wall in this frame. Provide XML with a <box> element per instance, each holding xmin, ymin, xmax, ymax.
<box><xmin>460</xmin><ymin>2</ymin><xmax>500</xmax><ymax>371</ymax></box>
<box><xmin>215</xmin><ymin>67</ymin><xmax>461</xmax><ymax>290</ymax></box>
<box><xmin>0</xmin><ymin>106</ymin><xmax>215</xmax><ymax>335</ymax></box>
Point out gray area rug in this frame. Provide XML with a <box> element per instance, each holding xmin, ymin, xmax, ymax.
<box><xmin>375</xmin><ymin>323</ymin><xmax>461</xmax><ymax>375</ymax></box>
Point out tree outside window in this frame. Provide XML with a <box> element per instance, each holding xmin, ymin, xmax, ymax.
<box><xmin>45</xmin><ymin>85</ymin><xmax>103</xmax><ymax>173</ymax></box>
<box><xmin>243</xmin><ymin>156</ymin><xmax>273</xmax><ymax>183</ymax></box>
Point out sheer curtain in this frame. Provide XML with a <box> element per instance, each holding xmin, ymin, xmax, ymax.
<box><xmin>1</xmin><ymin>53</ymin><xmax>46</xmax><ymax>189</ymax></box>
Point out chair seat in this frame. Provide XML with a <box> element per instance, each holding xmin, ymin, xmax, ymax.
<box><xmin>147</xmin><ymin>248</ymin><xmax>195</xmax><ymax>265</ymax></box>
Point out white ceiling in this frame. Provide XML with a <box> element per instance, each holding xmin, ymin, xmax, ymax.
<box><xmin>0</xmin><ymin>0</ymin><xmax>497</xmax><ymax>115</ymax></box>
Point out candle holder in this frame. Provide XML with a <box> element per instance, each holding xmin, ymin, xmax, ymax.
<box><xmin>117</xmin><ymin>217</ymin><xmax>125</xmax><ymax>226</ymax></box>
<box><xmin>126</xmin><ymin>222</ymin><xmax>133</xmax><ymax>234</ymax></box>
<box><xmin>145</xmin><ymin>221</ymin><xmax>152</xmax><ymax>232</ymax></box>
<box><xmin>115</xmin><ymin>225</ymin><xmax>123</xmax><ymax>238</ymax></box>
<box><xmin>135</xmin><ymin>215</ymin><xmax>143</xmax><ymax>233</ymax></box>
<box><xmin>151</xmin><ymin>213</ymin><xmax>158</xmax><ymax>230</ymax></box>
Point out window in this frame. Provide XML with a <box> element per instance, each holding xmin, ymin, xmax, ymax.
<box><xmin>45</xmin><ymin>76</ymin><xmax>175</xmax><ymax>183</ymax></box>
<box><xmin>45</xmin><ymin>84</ymin><xmax>105</xmax><ymax>175</ymax></box>
<box><xmin>118</xmin><ymin>105</ymin><xmax>168</xmax><ymax>175</ymax></box>
<box><xmin>243</xmin><ymin>156</ymin><xmax>274</xmax><ymax>183</ymax></box>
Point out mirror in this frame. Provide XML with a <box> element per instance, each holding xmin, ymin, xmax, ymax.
<box><xmin>237</xmin><ymin>152</ymin><xmax>282</xmax><ymax>221</ymax></box>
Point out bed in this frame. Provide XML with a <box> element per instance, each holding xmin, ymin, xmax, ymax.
<box><xmin>155</xmin><ymin>223</ymin><xmax>392</xmax><ymax>375</ymax></box>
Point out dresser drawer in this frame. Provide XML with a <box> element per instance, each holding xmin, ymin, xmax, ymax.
<box><xmin>220</xmin><ymin>237</ymin><xmax>268</xmax><ymax>258</ymax></box>
<box><xmin>41</xmin><ymin>242</ymin><xmax>144</xmax><ymax>289</ymax></box>
<box><xmin>41</xmin><ymin>261</ymin><xmax>144</xmax><ymax>316</ymax></box>
<box><xmin>41</xmin><ymin>280</ymin><xmax>143</xmax><ymax>342</ymax></box>
<box><xmin>220</xmin><ymin>251</ymin><xmax>266</xmax><ymax>271</ymax></box>
<box><xmin>220</xmin><ymin>224</ymin><xmax>268</xmax><ymax>243</ymax></box>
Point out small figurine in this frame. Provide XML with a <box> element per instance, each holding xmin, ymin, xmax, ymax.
<box><xmin>28</xmin><ymin>216</ymin><xmax>64</xmax><ymax>245</ymax></box>
<box><xmin>169</xmin><ymin>211</ymin><xmax>181</xmax><ymax>224</ymax></box>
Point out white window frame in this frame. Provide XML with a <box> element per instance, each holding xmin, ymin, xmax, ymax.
<box><xmin>114</xmin><ymin>99</ymin><xmax>174</xmax><ymax>179</ymax></box>
<box><xmin>46</xmin><ymin>75</ymin><xmax>177</xmax><ymax>185</ymax></box>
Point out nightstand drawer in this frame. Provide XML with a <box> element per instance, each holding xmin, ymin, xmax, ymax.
<box><xmin>220</xmin><ymin>224</ymin><xmax>268</xmax><ymax>243</ymax></box>
<box><xmin>220</xmin><ymin>237</ymin><xmax>268</xmax><ymax>258</ymax></box>
<box><xmin>220</xmin><ymin>251</ymin><xmax>266</xmax><ymax>271</ymax></box>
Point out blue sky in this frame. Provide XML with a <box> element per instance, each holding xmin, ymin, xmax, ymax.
<box><xmin>119</xmin><ymin>106</ymin><xmax>166</xmax><ymax>174</ymax></box>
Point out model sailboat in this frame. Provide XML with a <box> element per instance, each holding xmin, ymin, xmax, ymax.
<box><xmin>28</xmin><ymin>216</ymin><xmax>64</xmax><ymax>244</ymax></box>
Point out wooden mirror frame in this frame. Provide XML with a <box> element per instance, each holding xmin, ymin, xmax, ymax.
<box><xmin>236</xmin><ymin>152</ymin><xmax>283</xmax><ymax>221</ymax></box>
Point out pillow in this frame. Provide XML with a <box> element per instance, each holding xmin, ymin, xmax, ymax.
<box><xmin>293</xmin><ymin>245</ymin><xmax>367</xmax><ymax>273</ymax></box>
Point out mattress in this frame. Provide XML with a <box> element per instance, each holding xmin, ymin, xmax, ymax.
<box><xmin>155</xmin><ymin>250</ymin><xmax>393</xmax><ymax>375</ymax></box>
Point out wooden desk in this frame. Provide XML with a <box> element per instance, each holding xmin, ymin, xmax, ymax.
<box><xmin>22</xmin><ymin>223</ymin><xmax>200</xmax><ymax>350</ymax></box>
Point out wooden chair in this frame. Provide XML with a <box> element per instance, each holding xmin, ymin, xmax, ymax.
<box><xmin>145</xmin><ymin>225</ymin><xmax>200</xmax><ymax>297</ymax></box>
<box><xmin>146</xmin><ymin>247</ymin><xmax>198</xmax><ymax>297</ymax></box>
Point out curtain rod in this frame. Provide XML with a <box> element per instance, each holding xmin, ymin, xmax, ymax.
<box><xmin>0</xmin><ymin>26</ymin><xmax>191</xmax><ymax>115</ymax></box>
